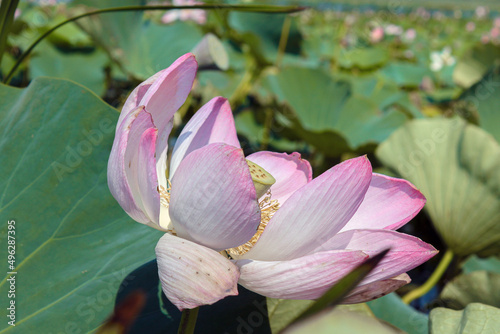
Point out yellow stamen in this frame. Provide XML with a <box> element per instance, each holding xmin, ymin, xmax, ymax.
<box><xmin>227</xmin><ymin>190</ymin><xmax>280</xmax><ymax>257</ymax></box>
<box><xmin>158</xmin><ymin>179</ymin><xmax>176</xmax><ymax>235</ymax></box>
<box><xmin>158</xmin><ymin>179</ymin><xmax>172</xmax><ymax>207</ymax></box>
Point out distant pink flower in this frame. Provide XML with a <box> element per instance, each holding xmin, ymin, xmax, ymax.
<box><xmin>404</xmin><ymin>28</ymin><xmax>417</xmax><ymax>42</ymax></box>
<box><xmin>466</xmin><ymin>21</ymin><xmax>476</xmax><ymax>32</ymax></box>
<box><xmin>108</xmin><ymin>53</ymin><xmax>437</xmax><ymax>311</ymax></box>
<box><xmin>495</xmin><ymin>17</ymin><xmax>500</xmax><ymax>28</ymax></box>
<box><xmin>161</xmin><ymin>0</ymin><xmax>206</xmax><ymax>25</ymax></box>
<box><xmin>370</xmin><ymin>27</ymin><xmax>384</xmax><ymax>43</ymax></box>
<box><xmin>482</xmin><ymin>34</ymin><xmax>490</xmax><ymax>44</ymax></box>
<box><xmin>491</xmin><ymin>27</ymin><xmax>500</xmax><ymax>39</ymax></box>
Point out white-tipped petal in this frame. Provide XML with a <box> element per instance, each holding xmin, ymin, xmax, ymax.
<box><xmin>156</xmin><ymin>233</ymin><xmax>239</xmax><ymax>311</ymax></box>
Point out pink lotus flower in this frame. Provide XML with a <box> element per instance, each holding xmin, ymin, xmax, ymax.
<box><xmin>370</xmin><ymin>27</ymin><xmax>384</xmax><ymax>43</ymax></box>
<box><xmin>161</xmin><ymin>0</ymin><xmax>206</xmax><ymax>25</ymax></box>
<box><xmin>108</xmin><ymin>53</ymin><xmax>437</xmax><ymax>311</ymax></box>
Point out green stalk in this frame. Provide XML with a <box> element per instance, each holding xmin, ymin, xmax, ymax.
<box><xmin>276</xmin><ymin>15</ymin><xmax>291</xmax><ymax>68</ymax></box>
<box><xmin>0</xmin><ymin>0</ymin><xmax>20</xmax><ymax>68</ymax></box>
<box><xmin>401</xmin><ymin>249</ymin><xmax>454</xmax><ymax>304</ymax></box>
<box><xmin>3</xmin><ymin>4</ymin><xmax>303</xmax><ymax>84</ymax></box>
<box><xmin>177</xmin><ymin>307</ymin><xmax>199</xmax><ymax>334</ymax></box>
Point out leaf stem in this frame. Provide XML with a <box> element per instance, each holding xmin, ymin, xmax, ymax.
<box><xmin>0</xmin><ymin>0</ymin><xmax>20</xmax><ymax>68</ymax></box>
<box><xmin>401</xmin><ymin>248</ymin><xmax>453</xmax><ymax>305</ymax></box>
<box><xmin>276</xmin><ymin>15</ymin><xmax>291</xmax><ymax>68</ymax></box>
<box><xmin>3</xmin><ymin>4</ymin><xmax>303</xmax><ymax>84</ymax></box>
<box><xmin>177</xmin><ymin>307</ymin><xmax>199</xmax><ymax>334</ymax></box>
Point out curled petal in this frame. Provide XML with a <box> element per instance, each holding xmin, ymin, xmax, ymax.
<box><xmin>246</xmin><ymin>151</ymin><xmax>312</xmax><ymax>203</ymax></box>
<box><xmin>120</xmin><ymin>53</ymin><xmax>197</xmax><ymax>133</ymax></box>
<box><xmin>156</xmin><ymin>233</ymin><xmax>240</xmax><ymax>311</ymax></box>
<box><xmin>315</xmin><ymin>229</ymin><xmax>438</xmax><ymax>285</ymax></box>
<box><xmin>108</xmin><ymin>106</ymin><xmax>151</xmax><ymax>224</ymax></box>
<box><xmin>235</xmin><ymin>250</ymin><xmax>368</xmax><ymax>299</ymax></box>
<box><xmin>342</xmin><ymin>273</ymin><xmax>411</xmax><ymax>304</ymax></box>
<box><xmin>170</xmin><ymin>97</ymin><xmax>240</xmax><ymax>179</ymax></box>
<box><xmin>243</xmin><ymin>156</ymin><xmax>372</xmax><ymax>261</ymax></box>
<box><xmin>340</xmin><ymin>174</ymin><xmax>426</xmax><ymax>232</ymax></box>
<box><xmin>170</xmin><ymin>143</ymin><xmax>261</xmax><ymax>251</ymax></box>
<box><xmin>135</xmin><ymin>128</ymin><xmax>161</xmax><ymax>228</ymax></box>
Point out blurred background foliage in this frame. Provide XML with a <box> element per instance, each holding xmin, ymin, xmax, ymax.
<box><xmin>1</xmin><ymin>0</ymin><xmax>499</xmax><ymax>333</ymax></box>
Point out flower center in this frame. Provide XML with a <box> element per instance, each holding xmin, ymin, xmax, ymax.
<box><xmin>158</xmin><ymin>179</ymin><xmax>177</xmax><ymax>235</ymax></box>
<box><xmin>226</xmin><ymin>190</ymin><xmax>280</xmax><ymax>258</ymax></box>
<box><xmin>158</xmin><ymin>179</ymin><xmax>172</xmax><ymax>207</ymax></box>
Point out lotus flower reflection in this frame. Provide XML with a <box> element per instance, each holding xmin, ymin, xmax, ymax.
<box><xmin>108</xmin><ymin>53</ymin><xmax>437</xmax><ymax>311</ymax></box>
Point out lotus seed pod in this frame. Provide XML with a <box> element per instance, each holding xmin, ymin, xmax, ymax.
<box><xmin>246</xmin><ymin>160</ymin><xmax>276</xmax><ymax>198</ymax></box>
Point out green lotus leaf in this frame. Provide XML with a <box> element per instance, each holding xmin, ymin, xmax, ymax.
<box><xmin>453</xmin><ymin>44</ymin><xmax>500</xmax><ymax>89</ymax></box>
<box><xmin>0</xmin><ymin>78</ymin><xmax>162</xmax><ymax>333</ymax></box>
<box><xmin>263</xmin><ymin>66</ymin><xmax>407</xmax><ymax>155</ymax></box>
<box><xmin>459</xmin><ymin>66</ymin><xmax>500</xmax><ymax>143</ymax></box>
<box><xmin>367</xmin><ymin>293</ymin><xmax>428</xmax><ymax>334</ymax></box>
<box><xmin>462</xmin><ymin>255</ymin><xmax>500</xmax><ymax>275</ymax></box>
<box><xmin>376</xmin><ymin>118</ymin><xmax>500</xmax><ymax>257</ymax></box>
<box><xmin>440</xmin><ymin>271</ymin><xmax>500</xmax><ymax>309</ymax></box>
<box><xmin>430</xmin><ymin>303</ymin><xmax>500</xmax><ymax>334</ymax></box>
<box><xmin>335</xmin><ymin>47</ymin><xmax>389</xmax><ymax>70</ymax></box>
<box><xmin>283</xmin><ymin>309</ymin><xmax>401</xmax><ymax>334</ymax></box>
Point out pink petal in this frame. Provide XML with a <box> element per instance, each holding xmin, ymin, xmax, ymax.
<box><xmin>340</xmin><ymin>174</ymin><xmax>426</xmax><ymax>232</ymax></box>
<box><xmin>108</xmin><ymin>106</ymin><xmax>150</xmax><ymax>224</ymax></box>
<box><xmin>136</xmin><ymin>128</ymin><xmax>161</xmax><ymax>228</ymax></box>
<box><xmin>120</xmin><ymin>53</ymin><xmax>198</xmax><ymax>194</ymax></box>
<box><xmin>342</xmin><ymin>273</ymin><xmax>411</xmax><ymax>304</ymax></box>
<box><xmin>169</xmin><ymin>143</ymin><xmax>261</xmax><ymax>251</ymax></box>
<box><xmin>169</xmin><ymin>97</ymin><xmax>240</xmax><ymax>178</ymax></box>
<box><xmin>242</xmin><ymin>156</ymin><xmax>372</xmax><ymax>261</ymax></box>
<box><xmin>315</xmin><ymin>229</ymin><xmax>438</xmax><ymax>285</ymax></box>
<box><xmin>119</xmin><ymin>53</ymin><xmax>197</xmax><ymax>131</ymax></box>
<box><xmin>156</xmin><ymin>233</ymin><xmax>239</xmax><ymax>311</ymax></box>
<box><xmin>246</xmin><ymin>151</ymin><xmax>312</xmax><ymax>203</ymax></box>
<box><xmin>123</xmin><ymin>108</ymin><xmax>158</xmax><ymax>222</ymax></box>
<box><xmin>235</xmin><ymin>250</ymin><xmax>368</xmax><ymax>299</ymax></box>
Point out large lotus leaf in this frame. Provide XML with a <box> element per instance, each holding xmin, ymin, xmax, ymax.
<box><xmin>376</xmin><ymin>118</ymin><xmax>500</xmax><ymax>257</ymax></box>
<box><xmin>381</xmin><ymin>62</ymin><xmax>432</xmax><ymax>88</ymax></box>
<box><xmin>453</xmin><ymin>44</ymin><xmax>500</xmax><ymax>89</ymax></box>
<box><xmin>283</xmin><ymin>309</ymin><xmax>401</xmax><ymax>334</ymax></box>
<box><xmin>229</xmin><ymin>11</ymin><xmax>302</xmax><ymax>62</ymax></box>
<box><xmin>120</xmin><ymin>21</ymin><xmax>203</xmax><ymax>79</ymax></box>
<box><xmin>459</xmin><ymin>66</ymin><xmax>500</xmax><ymax>143</ymax></box>
<box><xmin>0</xmin><ymin>78</ymin><xmax>163</xmax><ymax>333</ymax></box>
<box><xmin>70</xmin><ymin>0</ymin><xmax>145</xmax><ymax>52</ymax></box>
<box><xmin>267</xmin><ymin>299</ymin><xmax>314</xmax><ymax>333</ymax></box>
<box><xmin>266</xmin><ymin>299</ymin><xmax>375</xmax><ymax>334</ymax></box>
<box><xmin>263</xmin><ymin>67</ymin><xmax>407</xmax><ymax>155</ymax></box>
<box><xmin>335</xmin><ymin>47</ymin><xmax>389</xmax><ymax>70</ymax></box>
<box><xmin>430</xmin><ymin>303</ymin><xmax>500</xmax><ymax>334</ymax></box>
<box><xmin>349</xmin><ymin>76</ymin><xmax>421</xmax><ymax>118</ymax></box>
<box><xmin>440</xmin><ymin>271</ymin><xmax>500</xmax><ymax>309</ymax></box>
<box><xmin>462</xmin><ymin>255</ymin><xmax>500</xmax><ymax>274</ymax></box>
<box><xmin>71</xmin><ymin>0</ymin><xmax>203</xmax><ymax>80</ymax></box>
<box><xmin>30</xmin><ymin>42</ymin><xmax>108</xmax><ymax>96</ymax></box>
<box><xmin>367</xmin><ymin>293</ymin><xmax>428</xmax><ymax>334</ymax></box>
